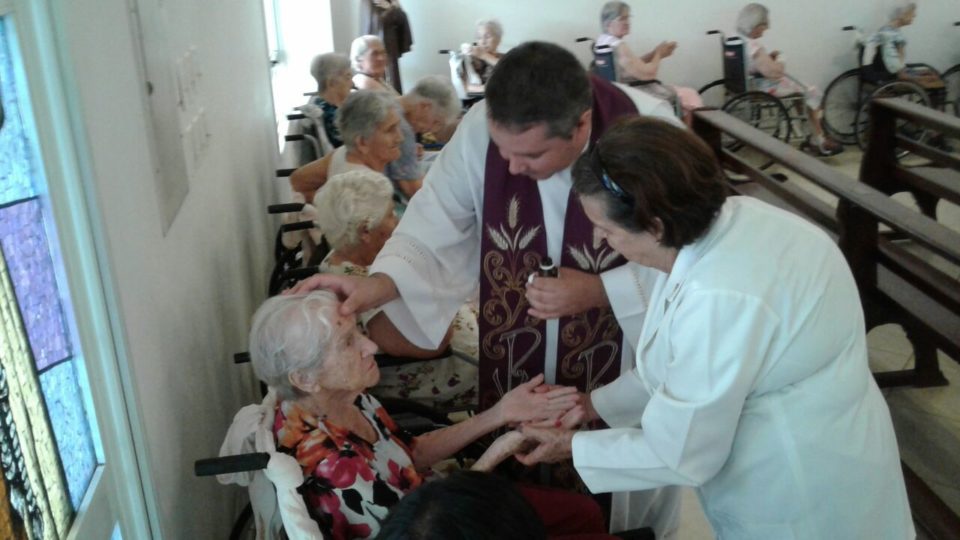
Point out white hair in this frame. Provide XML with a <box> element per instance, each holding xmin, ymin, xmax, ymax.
<box><xmin>736</xmin><ymin>3</ymin><xmax>769</xmax><ymax>36</ymax></box>
<box><xmin>350</xmin><ymin>35</ymin><xmax>384</xmax><ymax>72</ymax></box>
<box><xmin>313</xmin><ymin>170</ymin><xmax>394</xmax><ymax>250</ymax></box>
<box><xmin>476</xmin><ymin>18</ymin><xmax>503</xmax><ymax>40</ymax></box>
<box><xmin>249</xmin><ymin>291</ymin><xmax>340</xmax><ymax>399</ymax></box>
<box><xmin>310</xmin><ymin>52</ymin><xmax>351</xmax><ymax>93</ymax></box>
<box><xmin>890</xmin><ymin>2</ymin><xmax>916</xmax><ymax>22</ymax></box>
<box><xmin>600</xmin><ymin>2</ymin><xmax>630</xmax><ymax>31</ymax></box>
<box><xmin>336</xmin><ymin>90</ymin><xmax>397</xmax><ymax>150</ymax></box>
<box><xmin>406</xmin><ymin>75</ymin><xmax>461</xmax><ymax>125</ymax></box>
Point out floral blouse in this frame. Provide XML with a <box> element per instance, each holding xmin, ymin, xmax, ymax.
<box><xmin>319</xmin><ymin>256</ymin><xmax>479</xmax><ymax>410</ymax></box>
<box><xmin>274</xmin><ymin>393</ymin><xmax>423</xmax><ymax>539</ymax></box>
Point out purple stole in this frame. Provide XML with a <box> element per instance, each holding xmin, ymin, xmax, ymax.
<box><xmin>478</xmin><ymin>76</ymin><xmax>638</xmax><ymax>410</ymax></box>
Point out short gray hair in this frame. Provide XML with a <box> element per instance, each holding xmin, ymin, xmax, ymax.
<box><xmin>890</xmin><ymin>2</ymin><xmax>916</xmax><ymax>22</ymax></box>
<box><xmin>406</xmin><ymin>75</ymin><xmax>461</xmax><ymax>125</ymax></box>
<box><xmin>313</xmin><ymin>170</ymin><xmax>394</xmax><ymax>250</ymax></box>
<box><xmin>310</xmin><ymin>52</ymin><xmax>351</xmax><ymax>93</ymax></box>
<box><xmin>736</xmin><ymin>3</ymin><xmax>769</xmax><ymax>36</ymax></box>
<box><xmin>476</xmin><ymin>18</ymin><xmax>503</xmax><ymax>40</ymax></box>
<box><xmin>350</xmin><ymin>35</ymin><xmax>383</xmax><ymax>72</ymax></box>
<box><xmin>600</xmin><ymin>2</ymin><xmax>630</xmax><ymax>31</ymax></box>
<box><xmin>336</xmin><ymin>90</ymin><xmax>397</xmax><ymax>150</ymax></box>
<box><xmin>249</xmin><ymin>291</ymin><xmax>340</xmax><ymax>399</ymax></box>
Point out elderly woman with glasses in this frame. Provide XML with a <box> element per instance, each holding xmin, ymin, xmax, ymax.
<box><xmin>249</xmin><ymin>290</ymin><xmax>610</xmax><ymax>539</ymax></box>
<box><xmin>595</xmin><ymin>1</ymin><xmax>702</xmax><ymax>123</ymax></box>
<box><xmin>515</xmin><ymin>117</ymin><xmax>914</xmax><ymax>538</ymax></box>
<box><xmin>305</xmin><ymin>52</ymin><xmax>354</xmax><ymax>149</ymax></box>
<box><xmin>351</xmin><ymin>35</ymin><xmax>398</xmax><ymax>96</ymax></box>
<box><xmin>313</xmin><ymin>169</ymin><xmax>478</xmax><ymax>409</ymax></box>
<box><xmin>735</xmin><ymin>3</ymin><xmax>842</xmax><ymax>156</ymax></box>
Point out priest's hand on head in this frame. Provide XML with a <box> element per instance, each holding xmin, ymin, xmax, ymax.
<box><xmin>515</xmin><ymin>426</ymin><xmax>575</xmax><ymax>466</ymax></box>
<box><xmin>525</xmin><ymin>267</ymin><xmax>609</xmax><ymax>319</ymax></box>
<box><xmin>284</xmin><ymin>273</ymin><xmax>399</xmax><ymax>316</ymax></box>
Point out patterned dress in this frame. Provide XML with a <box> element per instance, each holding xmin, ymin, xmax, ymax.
<box><xmin>274</xmin><ymin>394</ymin><xmax>423</xmax><ymax>540</ymax></box>
<box><xmin>319</xmin><ymin>256</ymin><xmax>479</xmax><ymax>410</ymax></box>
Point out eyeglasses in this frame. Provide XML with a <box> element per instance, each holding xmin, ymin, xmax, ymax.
<box><xmin>591</xmin><ymin>146</ymin><xmax>633</xmax><ymax>204</ymax></box>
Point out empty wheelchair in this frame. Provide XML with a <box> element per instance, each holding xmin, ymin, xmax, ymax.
<box><xmin>697</xmin><ymin>31</ymin><xmax>804</xmax><ymax>168</ymax></box>
<box><xmin>820</xmin><ymin>25</ymin><xmax>940</xmax><ymax>151</ymax></box>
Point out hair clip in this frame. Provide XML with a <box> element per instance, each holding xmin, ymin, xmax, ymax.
<box><xmin>591</xmin><ymin>146</ymin><xmax>633</xmax><ymax>204</ymax></box>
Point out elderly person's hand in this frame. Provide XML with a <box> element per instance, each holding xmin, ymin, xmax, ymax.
<box><xmin>515</xmin><ymin>426</ymin><xmax>575</xmax><ymax>466</ymax></box>
<box><xmin>286</xmin><ymin>272</ymin><xmax>399</xmax><ymax>316</ymax></box>
<box><xmin>525</xmin><ymin>390</ymin><xmax>596</xmax><ymax>430</ymax></box>
<box><xmin>525</xmin><ymin>267</ymin><xmax>609</xmax><ymax>320</ymax></box>
<box><xmin>657</xmin><ymin>41</ymin><xmax>678</xmax><ymax>58</ymax></box>
<box><xmin>471</xmin><ymin>430</ymin><xmax>536</xmax><ymax>472</ymax></box>
<box><xmin>490</xmin><ymin>373</ymin><xmax>579</xmax><ymax>426</ymax></box>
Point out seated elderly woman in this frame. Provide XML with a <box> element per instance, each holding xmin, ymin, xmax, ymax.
<box><xmin>302</xmin><ymin>52</ymin><xmax>353</xmax><ymax>149</ymax></box>
<box><xmin>352</xmin><ymin>35</ymin><xmax>398</xmax><ymax>96</ymax></box>
<box><xmin>313</xmin><ymin>169</ymin><xmax>478</xmax><ymax>409</ymax></box>
<box><xmin>866</xmin><ymin>3</ymin><xmax>944</xmax><ymax>90</ymax></box>
<box><xmin>595</xmin><ymin>1</ymin><xmax>702</xmax><ymax>123</ymax></box>
<box><xmin>459</xmin><ymin>18</ymin><xmax>505</xmax><ymax>94</ymax></box>
<box><xmin>248</xmin><ymin>290</ymin><xmax>608</xmax><ymax>539</ymax></box>
<box><xmin>736</xmin><ymin>3</ymin><xmax>842</xmax><ymax>156</ymax></box>
<box><xmin>290</xmin><ymin>90</ymin><xmax>402</xmax><ymax>202</ymax></box>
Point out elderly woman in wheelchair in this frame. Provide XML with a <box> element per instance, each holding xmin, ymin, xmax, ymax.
<box><xmin>595</xmin><ymin>1</ymin><xmax>702</xmax><ymax>123</ymax></box>
<box><xmin>313</xmin><ymin>169</ymin><xmax>478</xmax><ymax>410</ymax></box>
<box><xmin>247</xmin><ymin>290</ymin><xmax>600</xmax><ymax>539</ymax></box>
<box><xmin>300</xmin><ymin>52</ymin><xmax>353</xmax><ymax>151</ymax></box>
<box><xmin>459</xmin><ymin>18</ymin><xmax>504</xmax><ymax>94</ymax></box>
<box><xmin>866</xmin><ymin>3</ymin><xmax>944</xmax><ymax>93</ymax></box>
<box><xmin>736</xmin><ymin>3</ymin><xmax>842</xmax><ymax>156</ymax></box>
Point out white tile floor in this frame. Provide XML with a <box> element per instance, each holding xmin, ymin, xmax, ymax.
<box><xmin>673</xmin><ymin>148</ymin><xmax>960</xmax><ymax>538</ymax></box>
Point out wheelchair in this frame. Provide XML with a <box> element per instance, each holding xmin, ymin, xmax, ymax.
<box><xmin>575</xmin><ymin>37</ymin><xmax>683</xmax><ymax>120</ymax></box>
<box><xmin>697</xmin><ymin>30</ymin><xmax>806</xmax><ymax>169</ymax></box>
<box><xmin>820</xmin><ymin>25</ymin><xmax>943</xmax><ymax>151</ymax></box>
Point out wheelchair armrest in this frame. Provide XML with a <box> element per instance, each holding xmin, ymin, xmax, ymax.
<box><xmin>195</xmin><ymin>453</ymin><xmax>270</xmax><ymax>477</ymax></box>
<box><xmin>628</xmin><ymin>79</ymin><xmax>663</xmax><ymax>87</ymax></box>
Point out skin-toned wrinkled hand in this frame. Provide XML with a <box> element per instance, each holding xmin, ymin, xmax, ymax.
<box><xmin>525</xmin><ymin>267</ymin><xmax>609</xmax><ymax>320</ymax></box>
<box><xmin>490</xmin><ymin>373</ymin><xmax>580</xmax><ymax>426</ymax></box>
<box><xmin>515</xmin><ymin>426</ymin><xmax>575</xmax><ymax>466</ymax></box>
<box><xmin>657</xmin><ymin>41</ymin><xmax>678</xmax><ymax>58</ymax></box>
<box><xmin>284</xmin><ymin>272</ymin><xmax>399</xmax><ymax>316</ymax></box>
<box><xmin>471</xmin><ymin>430</ymin><xmax>537</xmax><ymax>472</ymax></box>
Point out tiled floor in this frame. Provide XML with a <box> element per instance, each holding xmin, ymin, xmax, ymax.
<box><xmin>674</xmin><ymin>148</ymin><xmax>960</xmax><ymax>539</ymax></box>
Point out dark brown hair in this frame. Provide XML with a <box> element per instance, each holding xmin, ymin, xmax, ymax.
<box><xmin>572</xmin><ymin>117</ymin><xmax>728</xmax><ymax>248</ymax></box>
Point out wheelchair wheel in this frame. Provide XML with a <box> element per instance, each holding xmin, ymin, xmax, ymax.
<box><xmin>854</xmin><ymin>81</ymin><xmax>932</xmax><ymax>154</ymax></box>
<box><xmin>822</xmin><ymin>68</ymin><xmax>866</xmax><ymax>145</ymax></box>
<box><xmin>697</xmin><ymin>79</ymin><xmax>728</xmax><ymax>109</ymax></box>
<box><xmin>721</xmin><ymin>91</ymin><xmax>791</xmax><ymax>170</ymax></box>
<box><xmin>943</xmin><ymin>64</ymin><xmax>960</xmax><ymax>117</ymax></box>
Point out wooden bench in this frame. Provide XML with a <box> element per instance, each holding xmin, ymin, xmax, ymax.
<box><xmin>692</xmin><ymin>99</ymin><xmax>960</xmax><ymax>538</ymax></box>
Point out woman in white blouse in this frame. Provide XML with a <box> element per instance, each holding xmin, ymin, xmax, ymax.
<box><xmin>517</xmin><ymin>117</ymin><xmax>914</xmax><ymax>539</ymax></box>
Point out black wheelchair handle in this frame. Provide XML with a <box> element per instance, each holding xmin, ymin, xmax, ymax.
<box><xmin>285</xmin><ymin>134</ymin><xmax>307</xmax><ymax>142</ymax></box>
<box><xmin>279</xmin><ymin>221</ymin><xmax>315</xmax><ymax>233</ymax></box>
<box><xmin>282</xmin><ymin>266</ymin><xmax>320</xmax><ymax>282</ymax></box>
<box><xmin>276</xmin><ymin>168</ymin><xmax>296</xmax><ymax>178</ymax></box>
<box><xmin>268</xmin><ymin>203</ymin><xmax>306</xmax><ymax>214</ymax></box>
<box><xmin>286</xmin><ymin>112</ymin><xmax>306</xmax><ymax>121</ymax></box>
<box><xmin>438</xmin><ymin>49</ymin><xmax>452</xmax><ymax>54</ymax></box>
<box><xmin>575</xmin><ymin>37</ymin><xmax>591</xmax><ymax>42</ymax></box>
<box><xmin>954</xmin><ymin>21</ymin><xmax>960</xmax><ymax>26</ymax></box>
<box><xmin>195</xmin><ymin>453</ymin><xmax>270</xmax><ymax>477</ymax></box>
<box><xmin>233</xmin><ymin>352</ymin><xmax>251</xmax><ymax>364</ymax></box>
<box><xmin>706</xmin><ymin>30</ymin><xmax>721</xmax><ymax>35</ymax></box>
<box><xmin>842</xmin><ymin>26</ymin><xmax>856</xmax><ymax>31</ymax></box>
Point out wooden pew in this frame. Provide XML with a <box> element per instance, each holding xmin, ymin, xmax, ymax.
<box><xmin>692</xmin><ymin>101</ymin><xmax>960</xmax><ymax>538</ymax></box>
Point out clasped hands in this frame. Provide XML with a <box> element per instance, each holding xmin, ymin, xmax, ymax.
<box><xmin>475</xmin><ymin>374</ymin><xmax>597</xmax><ymax>471</ymax></box>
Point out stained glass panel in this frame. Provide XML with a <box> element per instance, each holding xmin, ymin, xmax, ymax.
<box><xmin>0</xmin><ymin>19</ymin><xmax>36</xmax><ymax>205</ymax></box>
<box><xmin>38</xmin><ymin>362</ymin><xmax>95</xmax><ymax>510</ymax></box>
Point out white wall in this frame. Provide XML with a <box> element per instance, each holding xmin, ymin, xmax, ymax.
<box><xmin>343</xmin><ymin>0</ymin><xmax>959</xmax><ymax>98</ymax></box>
<box><xmin>53</xmin><ymin>0</ymin><xmax>279</xmax><ymax>536</ymax></box>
